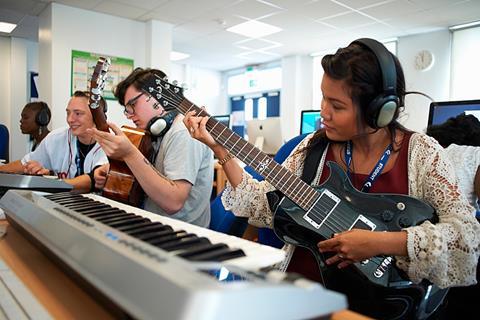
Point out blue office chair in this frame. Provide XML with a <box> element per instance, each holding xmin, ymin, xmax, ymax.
<box><xmin>0</xmin><ymin>124</ymin><xmax>9</xmax><ymax>163</ymax></box>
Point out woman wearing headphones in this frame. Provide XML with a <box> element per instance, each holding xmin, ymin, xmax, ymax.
<box><xmin>20</xmin><ymin>101</ymin><xmax>51</xmax><ymax>151</ymax></box>
<box><xmin>184</xmin><ymin>38</ymin><xmax>480</xmax><ymax>319</ymax></box>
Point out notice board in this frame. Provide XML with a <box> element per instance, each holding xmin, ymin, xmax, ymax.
<box><xmin>71</xmin><ymin>50</ymin><xmax>134</xmax><ymax>100</ymax></box>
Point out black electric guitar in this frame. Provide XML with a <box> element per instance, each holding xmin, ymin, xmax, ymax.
<box><xmin>141</xmin><ymin>74</ymin><xmax>448</xmax><ymax>319</ymax></box>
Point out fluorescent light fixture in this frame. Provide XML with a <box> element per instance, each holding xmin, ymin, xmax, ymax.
<box><xmin>170</xmin><ymin>51</ymin><xmax>190</xmax><ymax>61</ymax></box>
<box><xmin>449</xmin><ymin>20</ymin><xmax>480</xmax><ymax>30</ymax></box>
<box><xmin>227</xmin><ymin>20</ymin><xmax>282</xmax><ymax>38</ymax></box>
<box><xmin>0</xmin><ymin>22</ymin><xmax>17</xmax><ymax>33</ymax></box>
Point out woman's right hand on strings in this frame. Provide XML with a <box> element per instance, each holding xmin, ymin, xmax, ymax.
<box><xmin>184</xmin><ymin>111</ymin><xmax>220</xmax><ymax>151</ymax></box>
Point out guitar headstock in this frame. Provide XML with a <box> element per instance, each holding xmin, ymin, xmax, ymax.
<box><xmin>141</xmin><ymin>73</ymin><xmax>185</xmax><ymax>112</ymax></box>
<box><xmin>89</xmin><ymin>57</ymin><xmax>111</xmax><ymax>110</ymax></box>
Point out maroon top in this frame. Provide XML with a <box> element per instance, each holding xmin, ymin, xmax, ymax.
<box><xmin>286</xmin><ymin>132</ymin><xmax>412</xmax><ymax>282</ymax></box>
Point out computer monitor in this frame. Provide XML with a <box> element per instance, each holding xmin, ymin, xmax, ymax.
<box><xmin>428</xmin><ymin>100</ymin><xmax>480</xmax><ymax>126</ymax></box>
<box><xmin>211</xmin><ymin>114</ymin><xmax>231</xmax><ymax>128</ymax></box>
<box><xmin>300</xmin><ymin>110</ymin><xmax>322</xmax><ymax>134</ymax></box>
<box><xmin>246</xmin><ymin>117</ymin><xmax>283</xmax><ymax>155</ymax></box>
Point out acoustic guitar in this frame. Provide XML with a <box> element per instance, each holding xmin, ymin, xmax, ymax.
<box><xmin>140</xmin><ymin>73</ymin><xmax>448</xmax><ymax>319</ymax></box>
<box><xmin>88</xmin><ymin>57</ymin><xmax>151</xmax><ymax>206</ymax></box>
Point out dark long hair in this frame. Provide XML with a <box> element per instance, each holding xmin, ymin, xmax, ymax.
<box><xmin>305</xmin><ymin>40</ymin><xmax>409</xmax><ymax>153</ymax></box>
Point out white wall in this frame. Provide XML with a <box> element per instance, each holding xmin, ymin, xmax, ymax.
<box><xmin>397</xmin><ymin>30</ymin><xmax>451</xmax><ymax>132</ymax></box>
<box><xmin>281</xmin><ymin>55</ymin><xmax>313</xmax><ymax>140</ymax></box>
<box><xmin>40</xmin><ymin>3</ymin><xmax>147</xmax><ymax>131</ymax></box>
<box><xmin>0</xmin><ymin>37</ymin><xmax>11</xmax><ymax>131</ymax></box>
<box><xmin>0</xmin><ymin>36</ymin><xmax>39</xmax><ymax>160</ymax></box>
<box><xmin>170</xmin><ymin>63</ymin><xmax>226</xmax><ymax>116</ymax></box>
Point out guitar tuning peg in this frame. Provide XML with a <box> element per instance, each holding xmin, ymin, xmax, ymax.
<box><xmin>155</xmin><ymin>79</ymin><xmax>161</xmax><ymax>85</ymax></box>
<box><xmin>163</xmin><ymin>76</ymin><xmax>169</xmax><ymax>82</ymax></box>
<box><xmin>156</xmin><ymin>86</ymin><xmax>162</xmax><ymax>93</ymax></box>
<box><xmin>148</xmin><ymin>87</ymin><xmax>154</xmax><ymax>92</ymax></box>
<box><xmin>156</xmin><ymin>93</ymin><xmax>162</xmax><ymax>100</ymax></box>
<box><xmin>174</xmin><ymin>87</ymin><xmax>180</xmax><ymax>93</ymax></box>
<box><xmin>163</xmin><ymin>101</ymin><xmax>169</xmax><ymax>107</ymax></box>
<box><xmin>165</xmin><ymin>84</ymin><xmax>170</xmax><ymax>90</ymax></box>
<box><xmin>172</xmin><ymin>80</ymin><xmax>178</xmax><ymax>86</ymax></box>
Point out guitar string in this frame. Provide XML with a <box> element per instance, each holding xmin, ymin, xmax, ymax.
<box><xmin>150</xmin><ymin>79</ymin><xmax>389</xmax><ymax>268</ymax></box>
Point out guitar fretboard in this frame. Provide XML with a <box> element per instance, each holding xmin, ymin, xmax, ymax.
<box><xmin>177</xmin><ymin>99</ymin><xmax>320</xmax><ymax>211</ymax></box>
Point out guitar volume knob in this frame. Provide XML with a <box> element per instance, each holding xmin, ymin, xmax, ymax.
<box><xmin>398</xmin><ymin>216</ymin><xmax>412</xmax><ymax>228</ymax></box>
<box><xmin>381</xmin><ymin>210</ymin><xmax>394</xmax><ymax>222</ymax></box>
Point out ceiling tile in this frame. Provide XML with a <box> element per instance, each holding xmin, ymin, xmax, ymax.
<box><xmin>151</xmin><ymin>0</ymin><xmax>238</xmax><ymax>21</ymax></box>
<box><xmin>320</xmin><ymin>11</ymin><xmax>379</xmax><ymax>29</ymax></box>
<box><xmin>92</xmin><ymin>1</ymin><xmax>148</xmax><ymax>20</ymax></box>
<box><xmin>0</xmin><ymin>0</ymin><xmax>38</xmax><ymax>13</ymax></box>
<box><xmin>360</xmin><ymin>0</ymin><xmax>420</xmax><ymax>20</ymax></box>
<box><xmin>336</xmin><ymin>0</ymin><xmax>398</xmax><ymax>9</ymax></box>
<box><xmin>218</xmin><ymin>0</ymin><xmax>284</xmax><ymax>20</ymax></box>
<box><xmin>110</xmin><ymin>0</ymin><xmax>169</xmax><ymax>11</ymax></box>
<box><xmin>234</xmin><ymin>37</ymin><xmax>282</xmax><ymax>50</ymax></box>
<box><xmin>57</xmin><ymin>0</ymin><xmax>103</xmax><ymax>11</ymax></box>
<box><xmin>0</xmin><ymin>8</ymin><xmax>26</xmax><ymax>24</ymax></box>
<box><xmin>297</xmin><ymin>0</ymin><xmax>351</xmax><ymax>20</ymax></box>
<box><xmin>261</xmin><ymin>11</ymin><xmax>336</xmax><ymax>34</ymax></box>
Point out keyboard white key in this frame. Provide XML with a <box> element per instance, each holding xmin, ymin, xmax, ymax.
<box><xmin>84</xmin><ymin>193</ymin><xmax>285</xmax><ymax>270</ymax></box>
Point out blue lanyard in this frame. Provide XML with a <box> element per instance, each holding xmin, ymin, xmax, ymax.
<box><xmin>344</xmin><ymin>141</ymin><xmax>392</xmax><ymax>193</ymax></box>
<box><xmin>75</xmin><ymin>142</ymin><xmax>85</xmax><ymax>177</ymax></box>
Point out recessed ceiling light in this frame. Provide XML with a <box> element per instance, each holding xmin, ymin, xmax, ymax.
<box><xmin>0</xmin><ymin>22</ymin><xmax>17</xmax><ymax>33</ymax></box>
<box><xmin>170</xmin><ymin>51</ymin><xmax>190</xmax><ymax>61</ymax></box>
<box><xmin>227</xmin><ymin>20</ymin><xmax>282</xmax><ymax>38</ymax></box>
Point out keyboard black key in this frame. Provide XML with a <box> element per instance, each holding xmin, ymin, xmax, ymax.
<box><xmin>126</xmin><ymin>223</ymin><xmax>171</xmax><ymax>236</ymax></box>
<box><xmin>116</xmin><ymin>220</ymin><xmax>152</xmax><ymax>232</ymax></box>
<box><xmin>106</xmin><ymin>217</ymin><xmax>148</xmax><ymax>228</ymax></box>
<box><xmin>96</xmin><ymin>213</ymin><xmax>136</xmax><ymax>223</ymax></box>
<box><xmin>160</xmin><ymin>236</ymin><xmax>210</xmax><ymax>252</ymax></box>
<box><xmin>148</xmin><ymin>232</ymin><xmax>194</xmax><ymax>246</ymax></box>
<box><xmin>86</xmin><ymin>211</ymin><xmax>126</xmax><ymax>219</ymax></box>
<box><xmin>177</xmin><ymin>243</ymin><xmax>228</xmax><ymax>259</ymax></box>
<box><xmin>135</xmin><ymin>229</ymin><xmax>178</xmax><ymax>241</ymax></box>
<box><xmin>187</xmin><ymin>247</ymin><xmax>246</xmax><ymax>262</ymax></box>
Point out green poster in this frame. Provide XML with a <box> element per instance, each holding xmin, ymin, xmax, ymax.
<box><xmin>71</xmin><ymin>50</ymin><xmax>134</xmax><ymax>100</ymax></box>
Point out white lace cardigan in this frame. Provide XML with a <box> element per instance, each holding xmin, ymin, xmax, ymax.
<box><xmin>222</xmin><ymin>133</ymin><xmax>480</xmax><ymax>288</ymax></box>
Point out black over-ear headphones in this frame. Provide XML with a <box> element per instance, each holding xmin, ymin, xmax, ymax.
<box><xmin>35</xmin><ymin>102</ymin><xmax>51</xmax><ymax>127</ymax></box>
<box><xmin>352</xmin><ymin>38</ymin><xmax>399</xmax><ymax>128</ymax></box>
<box><xmin>146</xmin><ymin>111</ymin><xmax>178</xmax><ymax>137</ymax></box>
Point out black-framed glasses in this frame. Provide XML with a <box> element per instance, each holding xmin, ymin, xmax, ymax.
<box><xmin>123</xmin><ymin>92</ymin><xmax>143</xmax><ymax>115</ymax></box>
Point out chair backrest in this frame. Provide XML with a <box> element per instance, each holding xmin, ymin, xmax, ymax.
<box><xmin>0</xmin><ymin>124</ymin><xmax>9</xmax><ymax>163</ymax></box>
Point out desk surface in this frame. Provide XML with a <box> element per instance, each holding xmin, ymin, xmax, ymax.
<box><xmin>0</xmin><ymin>219</ymin><xmax>369</xmax><ymax>320</ymax></box>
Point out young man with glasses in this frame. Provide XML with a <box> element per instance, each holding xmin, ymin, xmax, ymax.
<box><xmin>90</xmin><ymin>68</ymin><xmax>213</xmax><ymax>227</ymax></box>
<box><xmin>1</xmin><ymin>91</ymin><xmax>108</xmax><ymax>192</ymax></box>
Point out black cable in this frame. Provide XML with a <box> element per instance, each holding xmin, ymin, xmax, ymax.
<box><xmin>405</xmin><ymin>91</ymin><xmax>434</xmax><ymax>102</ymax></box>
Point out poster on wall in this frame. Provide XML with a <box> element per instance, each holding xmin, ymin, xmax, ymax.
<box><xmin>71</xmin><ymin>50</ymin><xmax>134</xmax><ymax>100</ymax></box>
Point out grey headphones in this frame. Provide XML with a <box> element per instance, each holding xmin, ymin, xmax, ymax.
<box><xmin>352</xmin><ymin>38</ymin><xmax>399</xmax><ymax>128</ymax></box>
